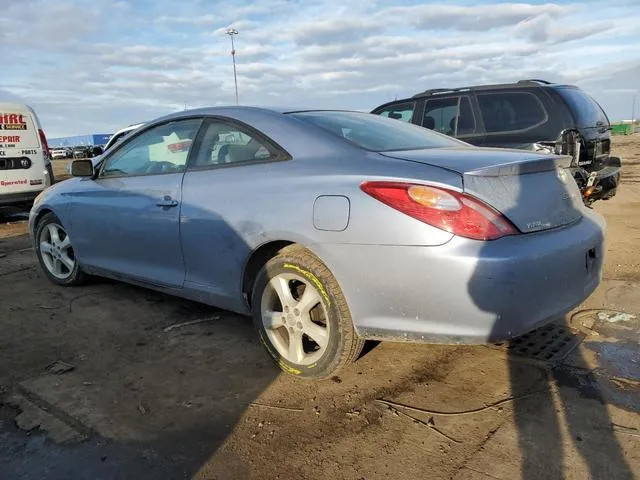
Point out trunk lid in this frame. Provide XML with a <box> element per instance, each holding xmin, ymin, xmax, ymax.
<box><xmin>380</xmin><ymin>147</ymin><xmax>584</xmax><ymax>234</ymax></box>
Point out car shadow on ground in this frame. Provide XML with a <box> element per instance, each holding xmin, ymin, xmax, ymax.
<box><xmin>0</xmin><ymin>280</ymin><xmax>281</xmax><ymax>480</ymax></box>
<box><xmin>468</xmin><ymin>167</ymin><xmax>634</xmax><ymax>479</ymax></box>
<box><xmin>0</xmin><ymin>196</ymin><xmax>286</xmax><ymax>479</ymax></box>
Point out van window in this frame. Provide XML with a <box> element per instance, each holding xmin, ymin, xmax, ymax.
<box><xmin>477</xmin><ymin>92</ymin><xmax>547</xmax><ymax>133</ymax></box>
<box><xmin>375</xmin><ymin>102</ymin><xmax>415</xmax><ymax>122</ymax></box>
<box><xmin>555</xmin><ymin>87</ymin><xmax>609</xmax><ymax>127</ymax></box>
<box><xmin>422</xmin><ymin>96</ymin><xmax>475</xmax><ymax>136</ymax></box>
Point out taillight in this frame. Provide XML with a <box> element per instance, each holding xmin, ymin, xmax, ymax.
<box><xmin>360</xmin><ymin>182</ymin><xmax>519</xmax><ymax>241</ymax></box>
<box><xmin>38</xmin><ymin>129</ymin><xmax>51</xmax><ymax>160</ymax></box>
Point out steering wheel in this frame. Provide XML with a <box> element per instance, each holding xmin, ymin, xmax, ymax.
<box><xmin>143</xmin><ymin>161</ymin><xmax>180</xmax><ymax>174</ymax></box>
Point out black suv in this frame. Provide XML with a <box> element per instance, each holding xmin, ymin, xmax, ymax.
<box><xmin>372</xmin><ymin>80</ymin><xmax>621</xmax><ymax>204</ymax></box>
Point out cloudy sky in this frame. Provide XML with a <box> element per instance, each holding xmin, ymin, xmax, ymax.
<box><xmin>2</xmin><ymin>0</ymin><xmax>639</xmax><ymax>137</ymax></box>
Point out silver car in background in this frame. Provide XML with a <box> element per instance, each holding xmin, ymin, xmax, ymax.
<box><xmin>29</xmin><ymin>107</ymin><xmax>604</xmax><ymax>379</ymax></box>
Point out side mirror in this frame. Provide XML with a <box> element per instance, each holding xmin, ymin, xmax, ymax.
<box><xmin>71</xmin><ymin>159</ymin><xmax>94</xmax><ymax>177</ymax></box>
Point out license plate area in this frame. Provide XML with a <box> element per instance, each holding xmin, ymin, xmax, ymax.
<box><xmin>585</xmin><ymin>247</ymin><xmax>597</xmax><ymax>272</ymax></box>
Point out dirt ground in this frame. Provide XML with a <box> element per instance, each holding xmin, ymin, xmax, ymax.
<box><xmin>0</xmin><ymin>141</ymin><xmax>639</xmax><ymax>480</ymax></box>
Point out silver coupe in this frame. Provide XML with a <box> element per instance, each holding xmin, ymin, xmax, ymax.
<box><xmin>29</xmin><ymin>107</ymin><xmax>604</xmax><ymax>378</ymax></box>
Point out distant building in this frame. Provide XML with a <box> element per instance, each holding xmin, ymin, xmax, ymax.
<box><xmin>48</xmin><ymin>133</ymin><xmax>112</xmax><ymax>147</ymax></box>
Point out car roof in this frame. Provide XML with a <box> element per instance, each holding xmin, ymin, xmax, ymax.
<box><xmin>157</xmin><ymin>105</ymin><xmax>357</xmax><ymax>119</ymax></box>
<box><xmin>139</xmin><ymin>106</ymin><xmax>365</xmax><ymax>131</ymax></box>
<box><xmin>409</xmin><ymin>79</ymin><xmax>578</xmax><ymax>99</ymax></box>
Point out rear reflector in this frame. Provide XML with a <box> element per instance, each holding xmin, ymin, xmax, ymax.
<box><xmin>360</xmin><ymin>182</ymin><xmax>519</xmax><ymax>241</ymax></box>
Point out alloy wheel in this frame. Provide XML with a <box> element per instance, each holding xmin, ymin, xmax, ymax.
<box><xmin>39</xmin><ymin>223</ymin><xmax>76</xmax><ymax>280</ymax></box>
<box><xmin>260</xmin><ymin>272</ymin><xmax>330</xmax><ymax>365</ymax></box>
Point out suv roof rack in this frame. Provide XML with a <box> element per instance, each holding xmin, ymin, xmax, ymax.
<box><xmin>517</xmin><ymin>79</ymin><xmax>553</xmax><ymax>85</ymax></box>
<box><xmin>412</xmin><ymin>79</ymin><xmax>556</xmax><ymax>98</ymax></box>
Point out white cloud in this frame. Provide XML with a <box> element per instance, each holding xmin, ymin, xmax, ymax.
<box><xmin>382</xmin><ymin>3</ymin><xmax>571</xmax><ymax>31</ymax></box>
<box><xmin>1</xmin><ymin>0</ymin><xmax>638</xmax><ymax>136</ymax></box>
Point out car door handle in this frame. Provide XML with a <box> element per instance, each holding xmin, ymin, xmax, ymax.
<box><xmin>156</xmin><ymin>196</ymin><xmax>179</xmax><ymax>208</ymax></box>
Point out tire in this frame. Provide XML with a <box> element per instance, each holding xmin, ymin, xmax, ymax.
<box><xmin>34</xmin><ymin>212</ymin><xmax>86</xmax><ymax>286</ymax></box>
<box><xmin>251</xmin><ymin>245</ymin><xmax>364</xmax><ymax>379</ymax></box>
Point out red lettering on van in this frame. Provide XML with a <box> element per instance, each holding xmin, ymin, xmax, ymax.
<box><xmin>0</xmin><ymin>113</ymin><xmax>27</xmax><ymax>130</ymax></box>
<box><xmin>0</xmin><ymin>179</ymin><xmax>28</xmax><ymax>187</ymax></box>
<box><xmin>0</xmin><ymin>136</ymin><xmax>21</xmax><ymax>143</ymax></box>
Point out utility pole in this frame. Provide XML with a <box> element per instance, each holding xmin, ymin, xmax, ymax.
<box><xmin>226</xmin><ymin>28</ymin><xmax>239</xmax><ymax>105</ymax></box>
<box><xmin>632</xmin><ymin>92</ymin><xmax>638</xmax><ymax>132</ymax></box>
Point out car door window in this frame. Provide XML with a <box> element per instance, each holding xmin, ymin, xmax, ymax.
<box><xmin>477</xmin><ymin>92</ymin><xmax>547</xmax><ymax>133</ymax></box>
<box><xmin>190</xmin><ymin>120</ymin><xmax>287</xmax><ymax>168</ymax></box>
<box><xmin>375</xmin><ymin>102</ymin><xmax>415</xmax><ymax>122</ymax></box>
<box><xmin>100</xmin><ymin>119</ymin><xmax>202</xmax><ymax>177</ymax></box>
<box><xmin>422</xmin><ymin>96</ymin><xmax>475</xmax><ymax>136</ymax></box>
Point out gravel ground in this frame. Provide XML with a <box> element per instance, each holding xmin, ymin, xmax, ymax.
<box><xmin>0</xmin><ymin>139</ymin><xmax>638</xmax><ymax>480</ymax></box>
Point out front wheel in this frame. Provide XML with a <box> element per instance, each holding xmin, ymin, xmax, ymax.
<box><xmin>34</xmin><ymin>212</ymin><xmax>86</xmax><ymax>286</ymax></box>
<box><xmin>251</xmin><ymin>246</ymin><xmax>364</xmax><ymax>379</ymax></box>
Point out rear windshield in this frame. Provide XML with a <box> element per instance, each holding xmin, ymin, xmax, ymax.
<box><xmin>556</xmin><ymin>88</ymin><xmax>609</xmax><ymax>127</ymax></box>
<box><xmin>289</xmin><ymin>111</ymin><xmax>465</xmax><ymax>151</ymax></box>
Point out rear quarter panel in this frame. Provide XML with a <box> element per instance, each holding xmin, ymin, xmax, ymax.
<box><xmin>179</xmin><ymin>152</ymin><xmax>461</xmax><ymax>300</ymax></box>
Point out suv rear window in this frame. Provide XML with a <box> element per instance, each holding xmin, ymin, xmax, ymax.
<box><xmin>555</xmin><ymin>87</ymin><xmax>609</xmax><ymax>127</ymax></box>
<box><xmin>477</xmin><ymin>92</ymin><xmax>547</xmax><ymax>133</ymax></box>
<box><xmin>375</xmin><ymin>102</ymin><xmax>415</xmax><ymax>122</ymax></box>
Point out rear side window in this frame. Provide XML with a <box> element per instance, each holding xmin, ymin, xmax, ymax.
<box><xmin>190</xmin><ymin>119</ymin><xmax>285</xmax><ymax>169</ymax></box>
<box><xmin>375</xmin><ymin>102</ymin><xmax>415</xmax><ymax>122</ymax></box>
<box><xmin>555</xmin><ymin>87</ymin><xmax>609</xmax><ymax>127</ymax></box>
<box><xmin>422</xmin><ymin>96</ymin><xmax>475</xmax><ymax>136</ymax></box>
<box><xmin>477</xmin><ymin>92</ymin><xmax>547</xmax><ymax>133</ymax></box>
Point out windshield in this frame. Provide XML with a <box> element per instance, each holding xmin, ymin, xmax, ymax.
<box><xmin>289</xmin><ymin>111</ymin><xmax>466</xmax><ymax>151</ymax></box>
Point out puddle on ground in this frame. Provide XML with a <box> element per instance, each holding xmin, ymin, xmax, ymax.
<box><xmin>562</xmin><ymin>340</ymin><xmax>640</xmax><ymax>413</ymax></box>
<box><xmin>559</xmin><ymin>308</ymin><xmax>640</xmax><ymax>412</ymax></box>
<box><xmin>589</xmin><ymin>341</ymin><xmax>640</xmax><ymax>383</ymax></box>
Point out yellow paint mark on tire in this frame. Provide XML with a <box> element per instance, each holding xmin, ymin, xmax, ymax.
<box><xmin>259</xmin><ymin>331</ymin><xmax>302</xmax><ymax>375</ymax></box>
<box><xmin>283</xmin><ymin>263</ymin><xmax>331</xmax><ymax>307</ymax></box>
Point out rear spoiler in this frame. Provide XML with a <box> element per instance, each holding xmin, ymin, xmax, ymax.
<box><xmin>465</xmin><ymin>155</ymin><xmax>572</xmax><ymax>177</ymax></box>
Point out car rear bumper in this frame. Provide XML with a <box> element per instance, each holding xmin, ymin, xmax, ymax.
<box><xmin>312</xmin><ymin>210</ymin><xmax>605</xmax><ymax>344</ymax></box>
<box><xmin>0</xmin><ymin>190</ymin><xmax>41</xmax><ymax>206</ymax></box>
<box><xmin>591</xmin><ymin>157</ymin><xmax>621</xmax><ymax>201</ymax></box>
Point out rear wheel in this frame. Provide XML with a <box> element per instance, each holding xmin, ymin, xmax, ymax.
<box><xmin>35</xmin><ymin>213</ymin><xmax>85</xmax><ymax>286</ymax></box>
<box><xmin>251</xmin><ymin>246</ymin><xmax>364</xmax><ymax>379</ymax></box>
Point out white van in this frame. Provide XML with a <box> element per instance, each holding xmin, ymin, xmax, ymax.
<box><xmin>0</xmin><ymin>103</ymin><xmax>54</xmax><ymax>206</ymax></box>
